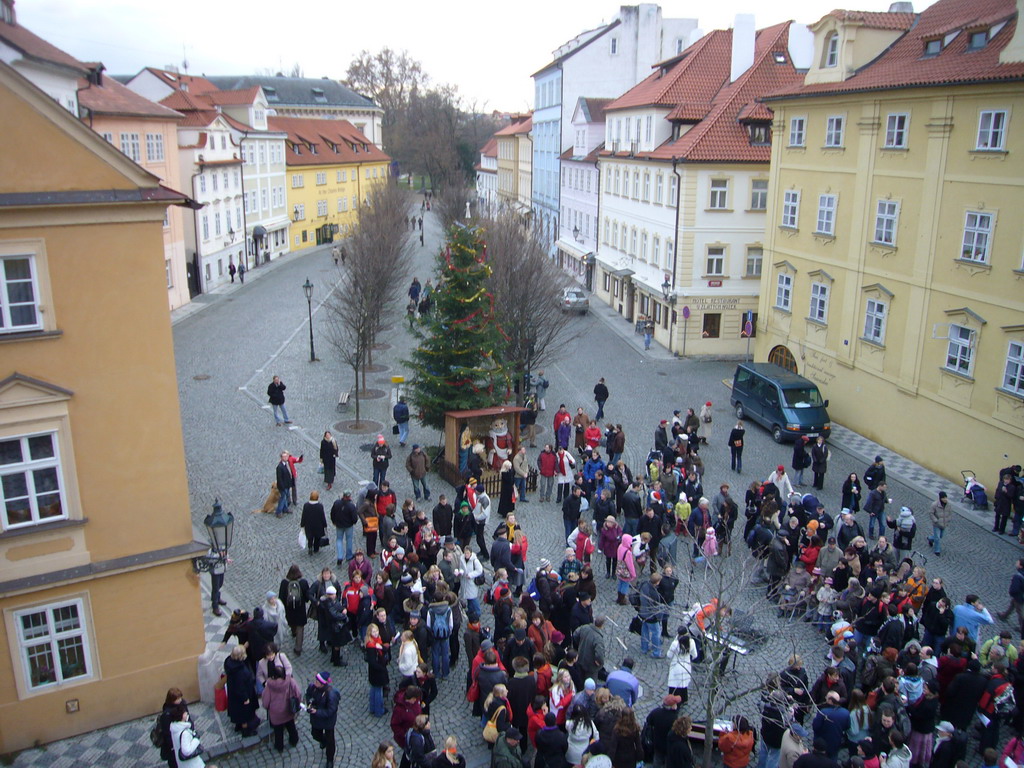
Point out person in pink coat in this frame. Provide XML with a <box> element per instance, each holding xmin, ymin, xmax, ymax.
<box><xmin>598</xmin><ymin>516</ymin><xmax>622</xmax><ymax>580</ymax></box>
<box><xmin>615</xmin><ymin>533</ymin><xmax>636</xmax><ymax>605</ymax></box>
<box><xmin>260</xmin><ymin>663</ymin><xmax>301</xmax><ymax>752</ymax></box>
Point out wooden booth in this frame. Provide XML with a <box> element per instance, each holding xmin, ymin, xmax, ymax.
<box><xmin>440</xmin><ymin>406</ymin><xmax>537</xmax><ymax>494</ymax></box>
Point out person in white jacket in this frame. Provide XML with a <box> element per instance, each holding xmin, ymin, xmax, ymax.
<box><xmin>459</xmin><ymin>547</ymin><xmax>485</xmax><ymax>617</ymax></box>
<box><xmin>168</xmin><ymin>706</ymin><xmax>205</xmax><ymax>768</ymax></box>
<box><xmin>666</xmin><ymin>629</ymin><xmax>700</xmax><ymax>704</ymax></box>
<box><xmin>767</xmin><ymin>465</ymin><xmax>795</xmax><ymax>502</ymax></box>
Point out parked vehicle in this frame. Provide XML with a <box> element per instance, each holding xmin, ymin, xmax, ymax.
<box><xmin>559</xmin><ymin>288</ymin><xmax>589</xmax><ymax>314</ymax></box>
<box><xmin>730</xmin><ymin>363</ymin><xmax>831</xmax><ymax>443</ymax></box>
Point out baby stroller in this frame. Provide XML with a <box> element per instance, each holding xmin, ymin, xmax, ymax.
<box><xmin>961</xmin><ymin>471</ymin><xmax>988</xmax><ymax>509</ymax></box>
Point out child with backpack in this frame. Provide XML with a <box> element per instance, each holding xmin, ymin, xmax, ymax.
<box><xmin>427</xmin><ymin>592</ymin><xmax>454</xmax><ymax>679</ymax></box>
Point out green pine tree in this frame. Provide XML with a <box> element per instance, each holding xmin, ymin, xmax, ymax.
<box><xmin>406</xmin><ymin>224</ymin><xmax>509</xmax><ymax>430</ymax></box>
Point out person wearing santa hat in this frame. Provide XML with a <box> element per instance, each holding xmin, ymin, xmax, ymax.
<box><xmin>370</xmin><ymin>434</ymin><xmax>392</xmax><ymax>487</ymax></box>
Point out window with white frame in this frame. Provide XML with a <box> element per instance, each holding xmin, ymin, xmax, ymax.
<box><xmin>961</xmin><ymin>211</ymin><xmax>993</xmax><ymax>263</ymax></box>
<box><xmin>884</xmin><ymin>114</ymin><xmax>909</xmax><ymax>148</ymax></box>
<box><xmin>1004</xmin><ymin>341</ymin><xmax>1024</xmax><ymax>395</ymax></box>
<box><xmin>292</xmin><ymin>174</ymin><xmax>304</xmax><ymax>188</ymax></box>
<box><xmin>317</xmin><ymin>200</ymin><xmax>327</xmax><ymax>217</ymax></box>
<box><xmin>258</xmin><ymin>144</ymin><xmax>266</xmax><ymax>165</ymax></box>
<box><xmin>630</xmin><ymin>228</ymin><xmax>637</xmax><ymax>255</ymax></box>
<box><xmin>652</xmin><ymin>236</ymin><xmax>660</xmax><ymax>266</ymax></box>
<box><xmin>789</xmin><ymin>117</ymin><xmax>806</xmax><ymax>147</ymax></box>
<box><xmin>945</xmin><ymin>324</ymin><xmax>976</xmax><ymax>376</ymax></box>
<box><xmin>199</xmin><ymin>175</ymin><xmax>206</xmax><ymax>194</ymax></box>
<box><xmin>201</xmin><ymin>215</ymin><xmax>209</xmax><ymax>240</ymax></box>
<box><xmin>145</xmin><ymin>133</ymin><xmax>164</xmax><ymax>162</ymax></box>
<box><xmin>641</xmin><ymin>233</ymin><xmax>648</xmax><ymax>261</ymax></box>
<box><xmin>614</xmin><ymin>168</ymin><xmax>621</xmax><ymax>195</ymax></box>
<box><xmin>706</xmin><ymin>247</ymin><xmax>725</xmax><ymax>275</ymax></box>
<box><xmin>709</xmin><ymin>179</ymin><xmax>728</xmax><ymax>209</ymax></box>
<box><xmin>243</xmin><ymin>192</ymin><xmax>252</xmax><ymax>214</ymax></box>
<box><xmin>824</xmin><ymin>33</ymin><xmax>839</xmax><ymax>67</ymax></box>
<box><xmin>612</xmin><ymin>222</ymin><xmax>619</xmax><ymax>249</ymax></box>
<box><xmin>260</xmin><ymin>189</ymin><xmax>268</xmax><ymax>211</ymax></box>
<box><xmin>655</xmin><ymin>174</ymin><xmax>664</xmax><ymax>204</ymax></box>
<box><xmin>781</xmin><ymin>190</ymin><xmax>800</xmax><ymax>228</ymax></box>
<box><xmin>295</xmin><ymin>203</ymin><xmax>305</xmax><ymax>220</ymax></box>
<box><xmin>340</xmin><ymin>197</ymin><xmax>348</xmax><ymax>212</ymax></box>
<box><xmin>15</xmin><ymin>598</ymin><xmax>91</xmax><ymax>690</ymax></box>
<box><xmin>775</xmin><ymin>273</ymin><xmax>793</xmax><ymax>311</ymax></box>
<box><xmin>816</xmin><ymin>194</ymin><xmax>837</xmax><ymax>235</ymax></box>
<box><xmin>825</xmin><ymin>116</ymin><xmax>844</xmax><ymax>147</ymax></box>
<box><xmin>864</xmin><ymin>298</ymin><xmax>887</xmax><ymax>344</ymax></box>
<box><xmin>750</xmin><ymin>179</ymin><xmax>768</xmax><ymax>210</ymax></box>
<box><xmin>235</xmin><ymin>208</ymin><xmax>241</xmax><ymax>230</ymax></box>
<box><xmin>1</xmin><ymin>432</ymin><xmax>65</xmax><ymax>529</ymax></box>
<box><xmin>809</xmin><ymin>282</ymin><xmax>830</xmax><ymax>323</ymax></box>
<box><xmin>874</xmin><ymin>200</ymin><xmax>899</xmax><ymax>245</ymax></box>
<box><xmin>0</xmin><ymin>255</ymin><xmax>41</xmax><ymax>332</ymax></box>
<box><xmin>316</xmin><ymin>172</ymin><xmax>326</xmax><ymax>186</ymax></box>
<box><xmin>645</xmin><ymin>116</ymin><xmax>653</xmax><ymax>144</ymax></box>
<box><xmin>605</xmin><ymin>167</ymin><xmax>612</xmax><ymax>190</ymax></box>
<box><xmin>643</xmin><ymin>173</ymin><xmax>651</xmax><ymax>201</ymax></box>
<box><xmin>101</xmin><ymin>132</ymin><xmax>113</xmax><ymax>144</ymax></box>
<box><xmin>120</xmin><ymin>133</ymin><xmax>140</xmax><ymax>162</ymax></box>
<box><xmin>977</xmin><ymin>110</ymin><xmax>1007</xmax><ymax>150</ymax></box>
<box><xmin>632</xmin><ymin>171</ymin><xmax>640</xmax><ymax>199</ymax></box>
<box><xmin>664</xmin><ymin>239</ymin><xmax>673</xmax><ymax>270</ymax></box>
<box><xmin>669</xmin><ymin>176</ymin><xmax>678</xmax><ymax>206</ymax></box>
<box><xmin>610</xmin><ymin>37</ymin><xmax>619</xmax><ymax>55</ymax></box>
<box><xmin>746</xmin><ymin>247</ymin><xmax>763</xmax><ymax>277</ymax></box>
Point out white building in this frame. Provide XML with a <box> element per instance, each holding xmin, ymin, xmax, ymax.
<box><xmin>555</xmin><ymin>98</ymin><xmax>610</xmax><ymax>288</ymax></box>
<box><xmin>475</xmin><ymin>137</ymin><xmax>498</xmax><ymax>217</ymax></box>
<box><xmin>530</xmin><ymin>4</ymin><xmax>699</xmax><ymax>250</ymax></box>
<box><xmin>595</xmin><ymin>17</ymin><xmax>810</xmax><ymax>356</ymax></box>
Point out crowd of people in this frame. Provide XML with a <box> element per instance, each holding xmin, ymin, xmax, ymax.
<box><xmin>180</xmin><ymin>362</ymin><xmax>1024</xmax><ymax>768</ymax></box>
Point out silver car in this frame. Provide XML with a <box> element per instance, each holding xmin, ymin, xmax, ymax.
<box><xmin>560</xmin><ymin>288</ymin><xmax>589</xmax><ymax>314</ymax></box>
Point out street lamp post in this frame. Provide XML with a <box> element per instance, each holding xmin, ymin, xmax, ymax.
<box><xmin>191</xmin><ymin>498</ymin><xmax>235</xmax><ymax>573</ymax></box>
<box><xmin>661</xmin><ymin>276</ymin><xmax>678</xmax><ymax>355</ymax></box>
<box><xmin>303</xmin><ymin>278</ymin><xmax>317</xmax><ymax>362</ymax></box>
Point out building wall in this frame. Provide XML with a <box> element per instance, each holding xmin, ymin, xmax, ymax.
<box><xmin>286</xmin><ymin>160</ymin><xmax>389</xmax><ymax>251</ymax></box>
<box><xmin>496</xmin><ymin>136</ymin><xmax>517</xmax><ymax>203</ymax></box>
<box><xmin>515</xmin><ymin>134</ymin><xmax>533</xmax><ymax>211</ymax></box>
<box><xmin>532</xmin><ymin>69</ymin><xmax>562</xmax><ymax>246</ymax></box>
<box><xmin>88</xmin><ymin>115</ymin><xmax>190</xmax><ymax>310</ymax></box>
<box><xmin>0</xmin><ymin>69</ymin><xmax>204</xmax><ymax>752</ymax></box>
<box><xmin>756</xmin><ymin>84</ymin><xmax>1024</xmax><ymax>480</ymax></box>
<box><xmin>240</xmin><ymin>134</ymin><xmax>289</xmax><ymax>264</ymax></box>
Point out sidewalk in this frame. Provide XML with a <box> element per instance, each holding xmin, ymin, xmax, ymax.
<box><xmin>171</xmin><ymin>243</ymin><xmax>336</xmax><ymax>326</ymax></box>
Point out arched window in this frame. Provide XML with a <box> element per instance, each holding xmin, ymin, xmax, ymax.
<box><xmin>824</xmin><ymin>33</ymin><xmax>839</xmax><ymax>67</ymax></box>
<box><xmin>768</xmin><ymin>345</ymin><xmax>798</xmax><ymax>373</ymax></box>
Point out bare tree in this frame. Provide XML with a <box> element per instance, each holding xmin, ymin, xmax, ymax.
<box><xmin>434</xmin><ymin>182</ymin><xmax>471</xmax><ymax>231</ymax></box>
<box><xmin>324</xmin><ymin>181</ymin><xmax>412</xmax><ymax>424</ymax></box>
<box><xmin>344</xmin><ymin>48</ymin><xmax>428</xmax><ymax>131</ymax></box>
<box><xmin>482</xmin><ymin>212</ymin><xmax>578</xmax><ymax>404</ymax></box>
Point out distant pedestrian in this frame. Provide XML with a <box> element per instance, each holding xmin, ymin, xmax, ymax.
<box><xmin>330</xmin><ymin>490</ymin><xmax>358</xmax><ymax>564</ymax></box>
<box><xmin>394</xmin><ymin>397</ymin><xmax>411</xmax><ymax>447</ymax></box>
<box><xmin>699</xmin><ymin>401</ymin><xmax>713</xmax><ymax>445</ymax></box>
<box><xmin>419</xmin><ymin>231</ymin><xmax>424</xmax><ymax>248</ymax></box>
<box><xmin>864</xmin><ymin>455</ymin><xmax>886</xmax><ymax>491</ymax></box>
<box><xmin>301</xmin><ymin>491</ymin><xmax>328</xmax><ymax>556</ymax></box>
<box><xmin>275</xmin><ymin>452</ymin><xmax>294</xmax><ymax>518</ymax></box>
<box><xmin>320</xmin><ymin>431</ymin><xmax>338</xmax><ymax>490</ymax></box>
<box><xmin>810</xmin><ymin>436</ymin><xmax>830</xmax><ymax>491</ymax></box>
<box><xmin>340</xmin><ymin>247</ymin><xmax>346</xmax><ymax>264</ymax></box>
<box><xmin>237</xmin><ymin>261</ymin><xmax>245</xmax><ymax>283</ymax></box>
<box><xmin>406</xmin><ymin>444</ymin><xmax>431</xmax><ymax>501</ymax></box>
<box><xmin>332</xmin><ymin>245</ymin><xmax>340</xmax><ymax>266</ymax></box>
<box><xmin>644</xmin><ymin>318</ymin><xmax>654</xmax><ymax>350</ymax></box>
<box><xmin>927</xmin><ymin>491</ymin><xmax>951</xmax><ymax>555</ymax></box>
<box><xmin>418</xmin><ymin>217</ymin><xmax>424</xmax><ymax>231</ymax></box>
<box><xmin>409</xmin><ymin>278</ymin><xmax>422</xmax><ymax>304</ymax></box>
<box><xmin>594</xmin><ymin>378</ymin><xmax>609</xmax><ymax>422</ymax></box>
<box><xmin>728</xmin><ymin>420</ymin><xmax>745</xmax><ymax>473</ymax></box>
<box><xmin>228</xmin><ymin>262</ymin><xmax>236</xmax><ymax>282</ymax></box>
<box><xmin>286</xmin><ymin>451</ymin><xmax>304</xmax><ymax>505</ymax></box>
<box><xmin>267</xmin><ymin>375</ymin><xmax>291</xmax><ymax>425</ymax></box>
<box><xmin>372</xmin><ymin>435</ymin><xmax>393</xmax><ymax>487</ymax></box>
<box><xmin>206</xmin><ymin>543</ymin><xmax>227</xmax><ymax>617</ymax></box>
<box><xmin>534</xmin><ymin>370</ymin><xmax>549</xmax><ymax>411</ymax></box>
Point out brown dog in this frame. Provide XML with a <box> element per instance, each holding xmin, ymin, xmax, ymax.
<box><xmin>253</xmin><ymin>483</ymin><xmax>281</xmax><ymax>514</ymax></box>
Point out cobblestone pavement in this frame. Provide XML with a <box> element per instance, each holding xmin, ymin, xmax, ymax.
<box><xmin>13</xmin><ymin>198</ymin><xmax>1022</xmax><ymax>768</ymax></box>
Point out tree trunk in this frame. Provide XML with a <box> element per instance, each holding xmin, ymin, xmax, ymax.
<box><xmin>352</xmin><ymin>364</ymin><xmax>361</xmax><ymax>426</ymax></box>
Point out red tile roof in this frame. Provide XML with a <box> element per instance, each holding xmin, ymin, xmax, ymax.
<box><xmin>0</xmin><ymin>19</ymin><xmax>90</xmax><ymax>74</ymax></box>
<box><xmin>177</xmin><ymin>109</ymin><xmax>222</xmax><ymax>128</ymax></box>
<box><xmin>494</xmin><ymin>116</ymin><xmax>533</xmax><ymax>136</ymax></box>
<box><xmin>479</xmin><ymin>137</ymin><xmax>498</xmax><ymax>158</ymax></box>
<box><xmin>822</xmin><ymin>9</ymin><xmax>917</xmax><ymax>29</ymax></box>
<box><xmin>579</xmin><ymin>97</ymin><xmax>614</xmax><ymax>123</ymax></box>
<box><xmin>78</xmin><ymin>75</ymin><xmax>183</xmax><ymax>120</ymax></box>
<box><xmin>768</xmin><ymin>0</ymin><xmax>1024</xmax><ymax>99</ymax></box>
<box><xmin>603</xmin><ymin>22</ymin><xmax>803</xmax><ymax>163</ymax></box>
<box><xmin>606</xmin><ymin>31</ymin><xmax>733</xmax><ymax>111</ymax></box>
<box><xmin>143</xmin><ymin>67</ymin><xmax>219</xmax><ymax>95</ymax></box>
<box><xmin>267</xmin><ymin>116</ymin><xmax>389</xmax><ymax>166</ymax></box>
<box><xmin>159</xmin><ymin>89</ymin><xmax>212</xmax><ymax>112</ymax></box>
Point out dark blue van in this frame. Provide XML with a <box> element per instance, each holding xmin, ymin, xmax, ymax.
<box><xmin>730</xmin><ymin>363</ymin><xmax>831</xmax><ymax>443</ymax></box>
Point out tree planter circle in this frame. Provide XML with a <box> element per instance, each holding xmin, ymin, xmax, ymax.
<box><xmin>354</xmin><ymin>388</ymin><xmax>386</xmax><ymax>400</ymax></box>
<box><xmin>333</xmin><ymin>419</ymin><xmax>385</xmax><ymax>434</ymax></box>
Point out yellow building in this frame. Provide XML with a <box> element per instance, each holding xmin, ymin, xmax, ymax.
<box><xmin>0</xmin><ymin>60</ymin><xmax>206</xmax><ymax>751</ymax></box>
<box><xmin>756</xmin><ymin>0</ymin><xmax>1024</xmax><ymax>479</ymax></box>
<box><xmin>268</xmin><ymin>116</ymin><xmax>390</xmax><ymax>250</ymax></box>
<box><xmin>495</xmin><ymin>115</ymin><xmax>533</xmax><ymax>216</ymax></box>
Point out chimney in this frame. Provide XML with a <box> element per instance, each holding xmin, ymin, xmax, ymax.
<box><xmin>1000</xmin><ymin>0</ymin><xmax>1024</xmax><ymax>63</ymax></box>
<box><xmin>731</xmin><ymin>14</ymin><xmax>756</xmax><ymax>82</ymax></box>
<box><xmin>888</xmin><ymin>2</ymin><xmax>914</xmax><ymax>11</ymax></box>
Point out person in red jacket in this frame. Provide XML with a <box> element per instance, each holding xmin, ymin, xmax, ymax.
<box><xmin>286</xmin><ymin>451</ymin><xmax>304</xmax><ymax>506</ymax></box>
<box><xmin>389</xmin><ymin>685</ymin><xmax>423</xmax><ymax>748</ymax></box>
<box><xmin>537</xmin><ymin>446</ymin><xmax>557</xmax><ymax>503</ymax></box>
<box><xmin>375</xmin><ymin>481</ymin><xmax>398</xmax><ymax>519</ymax></box>
<box><xmin>527</xmin><ymin>695</ymin><xmax>548</xmax><ymax>747</ymax></box>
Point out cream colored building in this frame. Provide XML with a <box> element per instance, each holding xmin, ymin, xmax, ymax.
<box><xmin>593</xmin><ymin>18</ymin><xmax>807</xmax><ymax>355</ymax></box>
<box><xmin>756</xmin><ymin>0</ymin><xmax>1024</xmax><ymax>478</ymax></box>
<box><xmin>495</xmin><ymin>115</ymin><xmax>533</xmax><ymax>217</ymax></box>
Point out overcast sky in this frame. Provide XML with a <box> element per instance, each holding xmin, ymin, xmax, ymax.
<box><xmin>17</xmin><ymin>0</ymin><xmax>935</xmax><ymax>111</ymax></box>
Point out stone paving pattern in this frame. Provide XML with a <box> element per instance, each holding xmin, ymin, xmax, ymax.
<box><xmin>9</xmin><ymin>197</ymin><xmax>1023</xmax><ymax>768</ymax></box>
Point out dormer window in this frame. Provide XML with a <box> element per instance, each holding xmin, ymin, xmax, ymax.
<box><xmin>309</xmin><ymin>143</ymin><xmax>318</xmax><ymax>155</ymax></box>
<box><xmin>748</xmin><ymin>124</ymin><xmax>771</xmax><ymax>146</ymax></box>
<box><xmin>292</xmin><ymin>142</ymin><xmax>301</xmax><ymax>155</ymax></box>
<box><xmin>968</xmin><ymin>30</ymin><xmax>988</xmax><ymax>49</ymax></box>
<box><xmin>312</xmin><ymin>88</ymin><xmax>327</xmax><ymax>103</ymax></box>
<box><xmin>773</xmin><ymin>51</ymin><xmax>788</xmax><ymax>64</ymax></box>
<box><xmin>923</xmin><ymin>38</ymin><xmax>942</xmax><ymax>56</ymax></box>
<box><xmin>264</xmin><ymin>87</ymin><xmax>279</xmax><ymax>102</ymax></box>
<box><xmin>824</xmin><ymin>33</ymin><xmax>839</xmax><ymax>67</ymax></box>
<box><xmin>610</xmin><ymin>37</ymin><xmax>619</xmax><ymax>55</ymax></box>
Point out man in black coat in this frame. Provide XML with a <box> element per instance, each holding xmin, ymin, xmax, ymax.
<box><xmin>562</xmin><ymin>486</ymin><xmax>584</xmax><ymax>541</ymax></box>
<box><xmin>505</xmin><ymin>656</ymin><xmax>537</xmax><ymax>743</ymax></box>
<box><xmin>940</xmin><ymin>659</ymin><xmax>989</xmax><ymax>730</ymax></box>
<box><xmin>490</xmin><ymin>530</ymin><xmax>514</xmax><ymax>576</ymax></box>
<box><xmin>621</xmin><ymin>481</ymin><xmax>643</xmax><ymax>537</ymax></box>
<box><xmin>793</xmin><ymin>738</ymin><xmax>841</xmax><ymax>768</ymax></box>
<box><xmin>645</xmin><ymin>695</ymin><xmax>682</xmax><ymax>766</ymax></box>
<box><xmin>535</xmin><ymin>712</ymin><xmax>569</xmax><ymax>768</ymax></box>
<box><xmin>570</xmin><ymin>593</ymin><xmax>594</xmax><ymax>635</ymax></box>
<box><xmin>593</xmin><ymin>378</ymin><xmax>609</xmax><ymax>422</ymax></box>
<box><xmin>275</xmin><ymin>452</ymin><xmax>293</xmax><ymax>518</ymax></box>
<box><xmin>330</xmin><ymin>490</ymin><xmax>358</xmax><ymax>564</ymax></box>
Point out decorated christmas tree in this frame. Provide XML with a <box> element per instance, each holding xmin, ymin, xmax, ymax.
<box><xmin>406</xmin><ymin>223</ymin><xmax>509</xmax><ymax>430</ymax></box>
